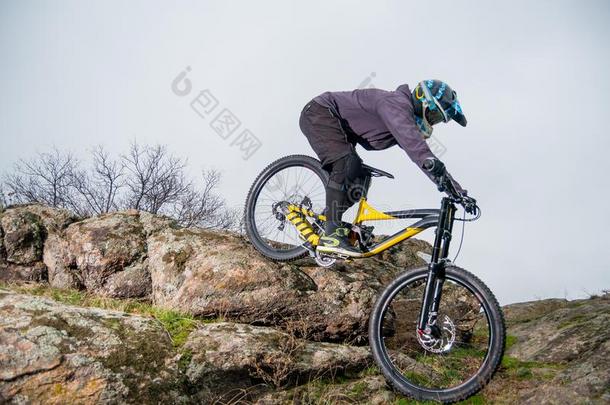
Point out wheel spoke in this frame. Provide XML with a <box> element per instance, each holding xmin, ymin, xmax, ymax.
<box><xmin>379</xmin><ymin>275</ymin><xmax>493</xmax><ymax>390</ymax></box>
<box><xmin>251</xmin><ymin>164</ymin><xmax>326</xmax><ymax>252</ymax></box>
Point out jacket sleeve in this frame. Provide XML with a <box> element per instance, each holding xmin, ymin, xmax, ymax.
<box><xmin>375</xmin><ymin>95</ymin><xmax>464</xmax><ymax>193</ymax></box>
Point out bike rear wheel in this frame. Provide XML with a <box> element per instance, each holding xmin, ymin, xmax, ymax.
<box><xmin>369</xmin><ymin>265</ymin><xmax>505</xmax><ymax>403</ymax></box>
<box><xmin>244</xmin><ymin>155</ymin><xmax>328</xmax><ymax>262</ymax></box>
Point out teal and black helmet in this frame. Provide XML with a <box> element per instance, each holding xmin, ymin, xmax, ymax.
<box><xmin>412</xmin><ymin>80</ymin><xmax>466</xmax><ymax>137</ymax></box>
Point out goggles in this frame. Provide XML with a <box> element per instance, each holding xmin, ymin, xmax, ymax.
<box><xmin>416</xmin><ymin>81</ymin><xmax>464</xmax><ymax>127</ymax></box>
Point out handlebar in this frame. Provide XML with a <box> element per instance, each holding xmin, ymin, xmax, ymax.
<box><xmin>437</xmin><ymin>173</ymin><xmax>461</xmax><ymax>200</ymax></box>
<box><xmin>423</xmin><ymin>158</ymin><xmax>480</xmax><ymax>217</ymax></box>
<box><xmin>423</xmin><ymin>158</ymin><xmax>460</xmax><ymax>198</ymax></box>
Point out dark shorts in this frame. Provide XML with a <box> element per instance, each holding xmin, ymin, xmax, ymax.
<box><xmin>299</xmin><ymin>100</ymin><xmax>357</xmax><ymax>169</ymax></box>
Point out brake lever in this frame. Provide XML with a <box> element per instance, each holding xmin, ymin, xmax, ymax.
<box><xmin>438</xmin><ymin>174</ymin><xmax>463</xmax><ymax>202</ymax></box>
<box><xmin>436</xmin><ymin>174</ymin><xmax>447</xmax><ymax>193</ymax></box>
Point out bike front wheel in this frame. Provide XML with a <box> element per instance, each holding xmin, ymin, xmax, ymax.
<box><xmin>369</xmin><ymin>265</ymin><xmax>505</xmax><ymax>403</ymax></box>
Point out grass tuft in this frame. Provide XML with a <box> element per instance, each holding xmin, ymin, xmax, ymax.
<box><xmin>1</xmin><ymin>282</ymin><xmax>211</xmax><ymax>348</ymax></box>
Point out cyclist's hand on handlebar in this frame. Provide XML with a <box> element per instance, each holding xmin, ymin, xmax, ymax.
<box><xmin>460</xmin><ymin>194</ymin><xmax>478</xmax><ymax>215</ymax></box>
<box><xmin>422</xmin><ymin>158</ymin><xmax>474</xmax><ymax>212</ymax></box>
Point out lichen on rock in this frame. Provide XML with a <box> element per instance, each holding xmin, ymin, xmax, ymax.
<box><xmin>44</xmin><ymin>211</ymin><xmax>152</xmax><ymax>298</ymax></box>
<box><xmin>0</xmin><ymin>289</ymin><xmax>184</xmax><ymax>404</ymax></box>
<box><xmin>0</xmin><ymin>204</ymin><xmax>76</xmax><ymax>283</ymax></box>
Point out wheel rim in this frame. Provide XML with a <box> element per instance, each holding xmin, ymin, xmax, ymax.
<box><xmin>251</xmin><ymin>164</ymin><xmax>326</xmax><ymax>252</ymax></box>
<box><xmin>378</xmin><ymin>273</ymin><xmax>494</xmax><ymax>392</ymax></box>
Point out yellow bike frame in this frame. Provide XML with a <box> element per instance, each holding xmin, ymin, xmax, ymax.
<box><xmin>285</xmin><ymin>197</ymin><xmax>440</xmax><ymax>258</ymax></box>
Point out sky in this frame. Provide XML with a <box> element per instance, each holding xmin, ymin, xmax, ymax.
<box><xmin>1</xmin><ymin>0</ymin><xmax>609</xmax><ymax>304</ymax></box>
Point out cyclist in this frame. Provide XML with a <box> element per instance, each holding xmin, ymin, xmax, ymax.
<box><xmin>299</xmin><ymin>80</ymin><xmax>474</xmax><ymax>256</ymax></box>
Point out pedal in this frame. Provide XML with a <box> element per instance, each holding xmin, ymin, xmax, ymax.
<box><xmin>325</xmin><ymin>252</ymin><xmax>351</xmax><ymax>261</ymax></box>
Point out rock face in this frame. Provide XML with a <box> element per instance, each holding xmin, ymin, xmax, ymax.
<box><xmin>502</xmin><ymin>295</ymin><xmax>610</xmax><ymax>403</ymax></box>
<box><xmin>146</xmin><ymin>225</ymin><xmax>407</xmax><ymax>342</ymax></box>
<box><xmin>2</xmin><ymin>205</ymin><xmax>431</xmax><ymax>342</ymax></box>
<box><xmin>43</xmin><ymin>210</ymin><xmax>176</xmax><ymax>297</ymax></box>
<box><xmin>45</xmin><ymin>211</ymin><xmax>149</xmax><ymax>295</ymax></box>
<box><xmin>0</xmin><ymin>289</ymin><xmax>183</xmax><ymax>404</ymax></box>
<box><xmin>0</xmin><ymin>204</ymin><xmax>76</xmax><ymax>282</ymax></box>
<box><xmin>184</xmin><ymin>322</ymin><xmax>370</xmax><ymax>396</ymax></box>
<box><xmin>2</xmin><ymin>204</ymin><xmax>607</xmax><ymax>403</ymax></box>
<box><xmin>147</xmin><ymin>226</ymin><xmax>434</xmax><ymax>342</ymax></box>
<box><xmin>0</xmin><ymin>289</ymin><xmax>373</xmax><ymax>404</ymax></box>
<box><xmin>147</xmin><ymin>227</ymin><xmax>316</xmax><ymax>320</ymax></box>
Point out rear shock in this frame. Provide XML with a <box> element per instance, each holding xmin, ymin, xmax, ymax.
<box><xmin>285</xmin><ymin>211</ymin><xmax>320</xmax><ymax>245</ymax></box>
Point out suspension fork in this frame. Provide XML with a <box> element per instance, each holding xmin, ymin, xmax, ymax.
<box><xmin>418</xmin><ymin>198</ymin><xmax>456</xmax><ymax>333</ymax></box>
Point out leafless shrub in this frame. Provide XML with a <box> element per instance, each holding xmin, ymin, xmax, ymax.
<box><xmin>212</xmin><ymin>206</ymin><xmax>244</xmax><ymax>232</ymax></box>
<box><xmin>170</xmin><ymin>169</ymin><xmax>225</xmax><ymax>228</ymax></box>
<box><xmin>4</xmin><ymin>147</ymin><xmax>79</xmax><ymax>209</ymax></box>
<box><xmin>71</xmin><ymin>145</ymin><xmax>124</xmax><ymax>216</ymax></box>
<box><xmin>227</xmin><ymin>206</ymin><xmax>246</xmax><ymax>234</ymax></box>
<box><xmin>122</xmin><ymin>142</ymin><xmax>190</xmax><ymax>214</ymax></box>
<box><xmin>2</xmin><ymin>142</ymin><xmax>239</xmax><ymax>229</ymax></box>
<box><xmin>0</xmin><ymin>185</ymin><xmax>6</xmax><ymax>211</ymax></box>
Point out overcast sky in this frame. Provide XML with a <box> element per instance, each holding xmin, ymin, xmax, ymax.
<box><xmin>1</xmin><ymin>0</ymin><xmax>609</xmax><ymax>304</ymax></box>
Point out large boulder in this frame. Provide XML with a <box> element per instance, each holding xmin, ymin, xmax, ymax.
<box><xmin>2</xmin><ymin>204</ymin><xmax>432</xmax><ymax>342</ymax></box>
<box><xmin>0</xmin><ymin>289</ymin><xmax>185</xmax><ymax>404</ymax></box>
<box><xmin>0</xmin><ymin>204</ymin><xmax>76</xmax><ymax>282</ymax></box>
<box><xmin>44</xmin><ymin>211</ymin><xmax>159</xmax><ymax>298</ymax></box>
<box><xmin>147</xmin><ymin>227</ymin><xmax>316</xmax><ymax>320</ymax></box>
<box><xmin>1</xmin><ymin>208</ymin><xmax>44</xmax><ymax>264</ymax></box>
<box><xmin>183</xmin><ymin>322</ymin><xmax>371</xmax><ymax>395</ymax></box>
<box><xmin>0</xmin><ymin>287</ymin><xmax>381</xmax><ymax>404</ymax></box>
<box><xmin>147</xmin><ymin>227</ymin><xmax>429</xmax><ymax>342</ymax></box>
<box><xmin>477</xmin><ymin>294</ymin><xmax>610</xmax><ymax>404</ymax></box>
<box><xmin>296</xmin><ymin>265</ymin><xmax>381</xmax><ymax>343</ymax></box>
<box><xmin>504</xmin><ymin>294</ymin><xmax>610</xmax><ymax>401</ymax></box>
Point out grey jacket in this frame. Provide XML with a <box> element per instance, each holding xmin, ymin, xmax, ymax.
<box><xmin>314</xmin><ymin>84</ymin><xmax>463</xmax><ymax>192</ymax></box>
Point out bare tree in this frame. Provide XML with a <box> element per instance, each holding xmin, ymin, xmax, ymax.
<box><xmin>71</xmin><ymin>146</ymin><xmax>124</xmax><ymax>216</ymax></box>
<box><xmin>170</xmin><ymin>169</ymin><xmax>226</xmax><ymax>227</ymax></box>
<box><xmin>3</xmin><ymin>147</ymin><xmax>79</xmax><ymax>209</ymax></box>
<box><xmin>215</xmin><ymin>206</ymin><xmax>245</xmax><ymax>233</ymax></box>
<box><xmin>2</xmin><ymin>142</ymin><xmax>241</xmax><ymax>231</ymax></box>
<box><xmin>121</xmin><ymin>143</ymin><xmax>190</xmax><ymax>214</ymax></box>
<box><xmin>0</xmin><ymin>185</ymin><xmax>7</xmax><ymax>211</ymax></box>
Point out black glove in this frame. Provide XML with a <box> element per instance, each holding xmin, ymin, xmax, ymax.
<box><xmin>422</xmin><ymin>158</ymin><xmax>446</xmax><ymax>177</ymax></box>
<box><xmin>461</xmin><ymin>195</ymin><xmax>478</xmax><ymax>215</ymax></box>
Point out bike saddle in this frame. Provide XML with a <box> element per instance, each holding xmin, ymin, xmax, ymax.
<box><xmin>362</xmin><ymin>163</ymin><xmax>395</xmax><ymax>179</ymax></box>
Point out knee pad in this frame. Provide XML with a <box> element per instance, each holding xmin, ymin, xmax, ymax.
<box><xmin>326</xmin><ymin>153</ymin><xmax>369</xmax><ymax>206</ymax></box>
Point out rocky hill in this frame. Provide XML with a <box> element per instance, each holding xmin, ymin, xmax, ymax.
<box><xmin>0</xmin><ymin>204</ymin><xmax>608</xmax><ymax>404</ymax></box>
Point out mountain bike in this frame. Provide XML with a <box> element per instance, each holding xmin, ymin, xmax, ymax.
<box><xmin>244</xmin><ymin>155</ymin><xmax>505</xmax><ymax>403</ymax></box>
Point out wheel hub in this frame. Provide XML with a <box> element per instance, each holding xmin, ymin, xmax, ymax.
<box><xmin>417</xmin><ymin>315</ymin><xmax>456</xmax><ymax>353</ymax></box>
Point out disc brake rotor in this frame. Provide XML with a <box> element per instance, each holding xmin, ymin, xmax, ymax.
<box><xmin>417</xmin><ymin>315</ymin><xmax>456</xmax><ymax>353</ymax></box>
